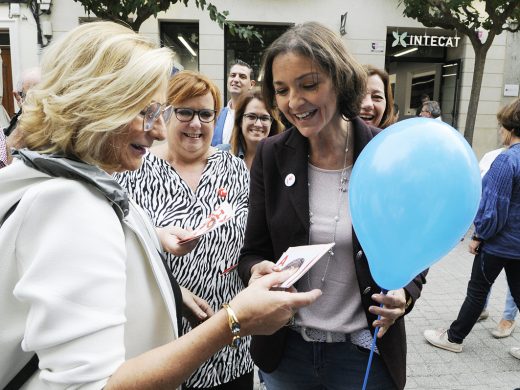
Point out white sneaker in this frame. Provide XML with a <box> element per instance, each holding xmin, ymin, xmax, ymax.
<box><xmin>510</xmin><ymin>347</ymin><xmax>520</xmax><ymax>360</ymax></box>
<box><xmin>491</xmin><ymin>319</ymin><xmax>516</xmax><ymax>338</ymax></box>
<box><xmin>424</xmin><ymin>328</ymin><xmax>463</xmax><ymax>353</ymax></box>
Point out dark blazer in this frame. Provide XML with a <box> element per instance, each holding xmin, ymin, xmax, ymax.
<box><xmin>238</xmin><ymin>117</ymin><xmax>426</xmax><ymax>390</ymax></box>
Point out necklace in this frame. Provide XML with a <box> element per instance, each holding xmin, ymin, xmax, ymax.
<box><xmin>307</xmin><ymin>123</ymin><xmax>352</xmax><ymax>288</ymax></box>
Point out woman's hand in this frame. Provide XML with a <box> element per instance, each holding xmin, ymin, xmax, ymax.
<box><xmin>180</xmin><ymin>287</ymin><xmax>215</xmax><ymax>328</ymax></box>
<box><xmin>468</xmin><ymin>239</ymin><xmax>481</xmax><ymax>255</ymax></box>
<box><xmin>249</xmin><ymin>260</ymin><xmax>280</xmax><ymax>285</ymax></box>
<box><xmin>230</xmin><ymin>269</ymin><xmax>322</xmax><ymax>335</ymax></box>
<box><xmin>156</xmin><ymin>226</ymin><xmax>199</xmax><ymax>256</ymax></box>
<box><xmin>369</xmin><ymin>288</ymin><xmax>407</xmax><ymax>338</ymax></box>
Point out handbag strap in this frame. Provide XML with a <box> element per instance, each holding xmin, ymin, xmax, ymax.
<box><xmin>3</xmin><ymin>354</ymin><xmax>39</xmax><ymax>390</ymax></box>
<box><xmin>1</xmin><ymin>201</ymin><xmax>19</xmax><ymax>227</ymax></box>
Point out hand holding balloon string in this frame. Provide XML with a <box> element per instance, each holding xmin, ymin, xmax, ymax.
<box><xmin>350</xmin><ymin>118</ymin><xmax>482</xmax><ymax>389</ymax></box>
<box><xmin>369</xmin><ymin>288</ymin><xmax>407</xmax><ymax>337</ymax></box>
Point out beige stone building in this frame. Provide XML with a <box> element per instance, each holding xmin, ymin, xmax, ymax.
<box><xmin>1</xmin><ymin>0</ymin><xmax>518</xmax><ymax>157</ymax></box>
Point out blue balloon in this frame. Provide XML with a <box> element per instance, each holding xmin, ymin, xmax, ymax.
<box><xmin>349</xmin><ymin>118</ymin><xmax>481</xmax><ymax>291</ymax></box>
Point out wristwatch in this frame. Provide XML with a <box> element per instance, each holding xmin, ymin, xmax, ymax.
<box><xmin>222</xmin><ymin>303</ymin><xmax>241</xmax><ymax>349</ymax></box>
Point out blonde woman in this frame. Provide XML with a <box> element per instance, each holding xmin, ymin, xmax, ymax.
<box><xmin>0</xmin><ymin>22</ymin><xmax>320</xmax><ymax>389</ymax></box>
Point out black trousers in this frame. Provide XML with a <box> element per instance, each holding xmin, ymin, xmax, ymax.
<box><xmin>448</xmin><ymin>251</ymin><xmax>520</xmax><ymax>344</ymax></box>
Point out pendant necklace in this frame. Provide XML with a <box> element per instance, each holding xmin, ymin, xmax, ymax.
<box><xmin>308</xmin><ymin>122</ymin><xmax>352</xmax><ymax>288</ymax></box>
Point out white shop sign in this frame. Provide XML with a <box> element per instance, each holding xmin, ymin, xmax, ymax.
<box><xmin>392</xmin><ymin>32</ymin><xmax>461</xmax><ymax>48</ymax></box>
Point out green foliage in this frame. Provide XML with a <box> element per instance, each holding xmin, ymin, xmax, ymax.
<box><xmin>399</xmin><ymin>0</ymin><xmax>520</xmax><ymax>145</ymax></box>
<box><xmin>73</xmin><ymin>0</ymin><xmax>262</xmax><ymax>43</ymax></box>
<box><xmin>399</xmin><ymin>0</ymin><xmax>520</xmax><ymax>40</ymax></box>
<box><xmin>198</xmin><ymin>1</ymin><xmax>263</xmax><ymax>43</ymax></box>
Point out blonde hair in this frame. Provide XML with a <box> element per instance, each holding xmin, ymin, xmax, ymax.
<box><xmin>167</xmin><ymin>70</ymin><xmax>222</xmax><ymax>114</ymax></box>
<box><xmin>19</xmin><ymin>21</ymin><xmax>174</xmax><ymax>171</ymax></box>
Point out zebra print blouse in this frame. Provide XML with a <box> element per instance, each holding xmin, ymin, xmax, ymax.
<box><xmin>115</xmin><ymin>150</ymin><xmax>252</xmax><ymax>388</ymax></box>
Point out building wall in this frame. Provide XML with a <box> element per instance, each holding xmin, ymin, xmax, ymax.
<box><xmin>500</xmin><ymin>30</ymin><xmax>520</xmax><ymax>142</ymax></box>
<box><xmin>0</xmin><ymin>7</ymin><xmax>39</xmax><ymax>110</ymax></box>
<box><xmin>1</xmin><ymin>0</ymin><xmax>517</xmax><ymax>157</ymax></box>
<box><xmin>457</xmin><ymin>33</ymin><xmax>509</xmax><ymax>158</ymax></box>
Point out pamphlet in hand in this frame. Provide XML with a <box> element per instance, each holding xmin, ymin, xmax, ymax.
<box><xmin>177</xmin><ymin>201</ymin><xmax>235</xmax><ymax>244</ymax></box>
<box><xmin>275</xmin><ymin>243</ymin><xmax>335</xmax><ymax>288</ymax></box>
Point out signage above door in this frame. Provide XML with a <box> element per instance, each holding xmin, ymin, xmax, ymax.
<box><xmin>392</xmin><ymin>31</ymin><xmax>461</xmax><ymax>48</ymax></box>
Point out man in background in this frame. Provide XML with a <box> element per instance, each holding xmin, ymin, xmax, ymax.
<box><xmin>415</xmin><ymin>93</ymin><xmax>430</xmax><ymax>116</ymax></box>
<box><xmin>420</xmin><ymin>100</ymin><xmax>442</xmax><ymax>121</ymax></box>
<box><xmin>4</xmin><ymin>67</ymin><xmax>41</xmax><ymax>138</ymax></box>
<box><xmin>211</xmin><ymin>60</ymin><xmax>255</xmax><ymax>146</ymax></box>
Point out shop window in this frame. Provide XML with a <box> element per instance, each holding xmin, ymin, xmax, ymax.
<box><xmin>160</xmin><ymin>21</ymin><xmax>199</xmax><ymax>72</ymax></box>
<box><xmin>224</xmin><ymin>23</ymin><xmax>291</xmax><ymax>98</ymax></box>
<box><xmin>410</xmin><ymin>72</ymin><xmax>435</xmax><ymax>113</ymax></box>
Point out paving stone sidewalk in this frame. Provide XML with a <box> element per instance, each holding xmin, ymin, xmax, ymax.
<box><xmin>405</xmin><ymin>235</ymin><xmax>520</xmax><ymax>389</ymax></box>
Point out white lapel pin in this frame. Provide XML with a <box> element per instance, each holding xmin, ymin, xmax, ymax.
<box><xmin>285</xmin><ymin>173</ymin><xmax>296</xmax><ymax>187</ymax></box>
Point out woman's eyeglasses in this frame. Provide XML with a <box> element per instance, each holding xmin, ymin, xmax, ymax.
<box><xmin>140</xmin><ymin>102</ymin><xmax>174</xmax><ymax>131</ymax></box>
<box><xmin>242</xmin><ymin>113</ymin><xmax>273</xmax><ymax>124</ymax></box>
<box><xmin>173</xmin><ymin>108</ymin><xmax>217</xmax><ymax>123</ymax></box>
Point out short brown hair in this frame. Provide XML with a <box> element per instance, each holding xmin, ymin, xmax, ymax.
<box><xmin>261</xmin><ymin>21</ymin><xmax>366</xmax><ymax>120</ymax></box>
<box><xmin>230</xmin><ymin>59</ymin><xmax>254</xmax><ymax>80</ymax></box>
<box><xmin>230</xmin><ymin>88</ymin><xmax>284</xmax><ymax>155</ymax></box>
<box><xmin>168</xmin><ymin>70</ymin><xmax>222</xmax><ymax>114</ymax></box>
<box><xmin>497</xmin><ymin>98</ymin><xmax>520</xmax><ymax>137</ymax></box>
<box><xmin>364</xmin><ymin>65</ymin><xmax>396</xmax><ymax>129</ymax></box>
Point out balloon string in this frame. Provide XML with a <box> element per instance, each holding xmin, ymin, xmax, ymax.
<box><xmin>361</xmin><ymin>289</ymin><xmax>387</xmax><ymax>390</ymax></box>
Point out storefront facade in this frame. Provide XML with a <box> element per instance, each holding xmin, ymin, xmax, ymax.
<box><xmin>2</xmin><ymin>0</ymin><xmax>519</xmax><ymax>157</ymax></box>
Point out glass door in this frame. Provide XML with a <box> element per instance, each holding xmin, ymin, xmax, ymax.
<box><xmin>439</xmin><ymin>59</ymin><xmax>461</xmax><ymax>127</ymax></box>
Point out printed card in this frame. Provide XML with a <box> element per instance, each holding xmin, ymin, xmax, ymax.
<box><xmin>275</xmin><ymin>243</ymin><xmax>335</xmax><ymax>288</ymax></box>
<box><xmin>177</xmin><ymin>201</ymin><xmax>235</xmax><ymax>244</ymax></box>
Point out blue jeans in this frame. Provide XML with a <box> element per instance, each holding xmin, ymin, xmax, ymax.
<box><xmin>448</xmin><ymin>252</ymin><xmax>520</xmax><ymax>344</ymax></box>
<box><xmin>482</xmin><ymin>286</ymin><xmax>518</xmax><ymax>320</ymax></box>
<box><xmin>261</xmin><ymin>329</ymin><xmax>396</xmax><ymax>390</ymax></box>
<box><xmin>504</xmin><ymin>288</ymin><xmax>518</xmax><ymax>320</ymax></box>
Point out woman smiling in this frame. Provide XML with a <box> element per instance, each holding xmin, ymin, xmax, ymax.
<box><xmin>116</xmin><ymin>70</ymin><xmax>254</xmax><ymax>390</ymax></box>
<box><xmin>360</xmin><ymin>65</ymin><xmax>395</xmax><ymax>129</ymax></box>
<box><xmin>228</xmin><ymin>89</ymin><xmax>283</xmax><ymax>170</ymax></box>
<box><xmin>0</xmin><ymin>22</ymin><xmax>321</xmax><ymax>390</ymax></box>
<box><xmin>238</xmin><ymin>22</ymin><xmax>425</xmax><ymax>390</ymax></box>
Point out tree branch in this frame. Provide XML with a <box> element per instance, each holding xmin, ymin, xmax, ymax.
<box><xmin>72</xmin><ymin>0</ymin><xmax>262</xmax><ymax>42</ymax></box>
<box><xmin>399</xmin><ymin>0</ymin><xmax>517</xmax><ymax>145</ymax></box>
